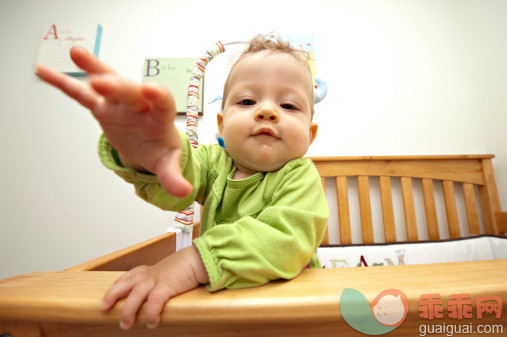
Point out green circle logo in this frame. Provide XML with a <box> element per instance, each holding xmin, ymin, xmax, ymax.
<box><xmin>340</xmin><ymin>288</ymin><xmax>408</xmax><ymax>335</ymax></box>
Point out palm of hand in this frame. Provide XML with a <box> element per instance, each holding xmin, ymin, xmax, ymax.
<box><xmin>36</xmin><ymin>47</ymin><xmax>192</xmax><ymax>197</ymax></box>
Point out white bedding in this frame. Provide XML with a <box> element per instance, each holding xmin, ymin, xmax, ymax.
<box><xmin>316</xmin><ymin>235</ymin><xmax>507</xmax><ymax>268</ymax></box>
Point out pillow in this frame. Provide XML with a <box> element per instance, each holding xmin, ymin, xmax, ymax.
<box><xmin>316</xmin><ymin>235</ymin><xmax>507</xmax><ymax>268</ymax></box>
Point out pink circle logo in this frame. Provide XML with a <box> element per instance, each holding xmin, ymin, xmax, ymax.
<box><xmin>341</xmin><ymin>288</ymin><xmax>409</xmax><ymax>335</ymax></box>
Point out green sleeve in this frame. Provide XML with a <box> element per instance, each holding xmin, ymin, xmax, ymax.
<box><xmin>193</xmin><ymin>161</ymin><xmax>329</xmax><ymax>291</ymax></box>
<box><xmin>97</xmin><ymin>130</ymin><xmax>207</xmax><ymax>211</ymax></box>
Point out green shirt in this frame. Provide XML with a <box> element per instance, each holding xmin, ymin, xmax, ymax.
<box><xmin>98</xmin><ymin>131</ymin><xmax>329</xmax><ymax>291</ymax></box>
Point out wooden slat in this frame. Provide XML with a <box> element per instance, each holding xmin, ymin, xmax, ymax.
<box><xmin>496</xmin><ymin>212</ymin><xmax>507</xmax><ymax>233</ymax></box>
<box><xmin>478</xmin><ymin>159</ymin><xmax>501</xmax><ymax>235</ymax></box>
<box><xmin>320</xmin><ymin>177</ymin><xmax>329</xmax><ymax>245</ymax></box>
<box><xmin>421</xmin><ymin>179</ymin><xmax>440</xmax><ymax>240</ymax></box>
<box><xmin>312</xmin><ymin>158</ymin><xmax>485</xmax><ymax>185</ymax></box>
<box><xmin>401</xmin><ymin>177</ymin><xmax>418</xmax><ymax>241</ymax></box>
<box><xmin>462</xmin><ymin>183</ymin><xmax>481</xmax><ymax>235</ymax></box>
<box><xmin>357</xmin><ymin>176</ymin><xmax>374</xmax><ymax>243</ymax></box>
<box><xmin>379</xmin><ymin>176</ymin><xmax>396</xmax><ymax>242</ymax></box>
<box><xmin>335</xmin><ymin>176</ymin><xmax>351</xmax><ymax>244</ymax></box>
<box><xmin>442</xmin><ymin>181</ymin><xmax>461</xmax><ymax>238</ymax></box>
<box><xmin>321</xmin><ymin>228</ymin><xmax>329</xmax><ymax>246</ymax></box>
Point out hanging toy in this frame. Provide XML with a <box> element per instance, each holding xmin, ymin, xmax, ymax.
<box><xmin>173</xmin><ymin>41</ymin><xmax>226</xmax><ymax>229</ymax></box>
<box><xmin>314</xmin><ymin>78</ymin><xmax>328</xmax><ymax>104</ymax></box>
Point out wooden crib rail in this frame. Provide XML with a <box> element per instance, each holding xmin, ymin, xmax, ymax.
<box><xmin>67</xmin><ymin>232</ymin><xmax>177</xmax><ymax>272</ymax></box>
<box><xmin>68</xmin><ymin>222</ymin><xmax>201</xmax><ymax>272</ymax></box>
<box><xmin>1</xmin><ymin>260</ymin><xmax>506</xmax><ymax>337</ymax></box>
<box><xmin>310</xmin><ymin>155</ymin><xmax>504</xmax><ymax>245</ymax></box>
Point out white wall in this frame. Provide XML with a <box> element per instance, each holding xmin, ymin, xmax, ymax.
<box><xmin>1</xmin><ymin>0</ymin><xmax>506</xmax><ymax>279</ymax></box>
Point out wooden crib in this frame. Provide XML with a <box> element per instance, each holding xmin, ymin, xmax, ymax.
<box><xmin>1</xmin><ymin>155</ymin><xmax>506</xmax><ymax>336</ymax></box>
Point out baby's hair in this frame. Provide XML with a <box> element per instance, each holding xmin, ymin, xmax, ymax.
<box><xmin>237</xmin><ymin>34</ymin><xmax>312</xmax><ymax>70</ymax></box>
<box><xmin>221</xmin><ymin>34</ymin><xmax>315</xmax><ymax>117</ymax></box>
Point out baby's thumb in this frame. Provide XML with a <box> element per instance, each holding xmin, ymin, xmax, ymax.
<box><xmin>155</xmin><ymin>151</ymin><xmax>193</xmax><ymax>198</ymax></box>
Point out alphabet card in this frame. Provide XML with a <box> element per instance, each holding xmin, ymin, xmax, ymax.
<box><xmin>36</xmin><ymin>23</ymin><xmax>102</xmax><ymax>76</ymax></box>
<box><xmin>142</xmin><ymin>58</ymin><xmax>203</xmax><ymax>115</ymax></box>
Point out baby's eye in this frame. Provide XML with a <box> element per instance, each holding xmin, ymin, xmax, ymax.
<box><xmin>239</xmin><ymin>99</ymin><xmax>256</xmax><ymax>106</ymax></box>
<box><xmin>281</xmin><ymin>103</ymin><xmax>297</xmax><ymax>110</ymax></box>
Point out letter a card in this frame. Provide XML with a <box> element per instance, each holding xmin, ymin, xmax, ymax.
<box><xmin>36</xmin><ymin>23</ymin><xmax>102</xmax><ymax>76</ymax></box>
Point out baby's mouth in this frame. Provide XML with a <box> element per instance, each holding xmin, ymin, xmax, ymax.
<box><xmin>253</xmin><ymin>127</ymin><xmax>278</xmax><ymax>138</ymax></box>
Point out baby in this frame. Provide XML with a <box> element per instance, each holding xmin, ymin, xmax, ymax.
<box><xmin>36</xmin><ymin>34</ymin><xmax>329</xmax><ymax>330</ymax></box>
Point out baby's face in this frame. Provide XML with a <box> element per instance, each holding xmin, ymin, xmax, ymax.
<box><xmin>218</xmin><ymin>51</ymin><xmax>317</xmax><ymax>176</ymax></box>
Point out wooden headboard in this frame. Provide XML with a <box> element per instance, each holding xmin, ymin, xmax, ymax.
<box><xmin>66</xmin><ymin>154</ymin><xmax>506</xmax><ymax>273</ymax></box>
<box><xmin>311</xmin><ymin>155</ymin><xmax>506</xmax><ymax>245</ymax></box>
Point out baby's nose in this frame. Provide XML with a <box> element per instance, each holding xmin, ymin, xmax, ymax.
<box><xmin>255</xmin><ymin>106</ymin><xmax>279</xmax><ymax>122</ymax></box>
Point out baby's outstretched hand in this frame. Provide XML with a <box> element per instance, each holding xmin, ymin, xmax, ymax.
<box><xmin>36</xmin><ymin>47</ymin><xmax>192</xmax><ymax>198</ymax></box>
<box><xmin>99</xmin><ymin>246</ymin><xmax>209</xmax><ymax>330</ymax></box>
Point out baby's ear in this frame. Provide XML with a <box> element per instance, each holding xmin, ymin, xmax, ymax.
<box><xmin>217</xmin><ymin>112</ymin><xmax>224</xmax><ymax>134</ymax></box>
<box><xmin>309</xmin><ymin>122</ymin><xmax>318</xmax><ymax>145</ymax></box>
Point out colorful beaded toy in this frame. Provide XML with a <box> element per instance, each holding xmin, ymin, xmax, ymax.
<box><xmin>173</xmin><ymin>41</ymin><xmax>226</xmax><ymax>230</ymax></box>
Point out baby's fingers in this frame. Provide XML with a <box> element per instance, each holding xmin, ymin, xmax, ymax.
<box><xmin>155</xmin><ymin>149</ymin><xmax>193</xmax><ymax>198</ymax></box>
<box><xmin>90</xmin><ymin>75</ymin><xmax>149</xmax><ymax>112</ymax></box>
<box><xmin>120</xmin><ymin>279</ymin><xmax>156</xmax><ymax>330</ymax></box>
<box><xmin>100</xmin><ymin>266</ymin><xmax>150</xmax><ymax>312</ymax></box>
<box><xmin>145</xmin><ymin>283</ymin><xmax>175</xmax><ymax>329</ymax></box>
<box><xmin>36</xmin><ymin>64</ymin><xmax>98</xmax><ymax>110</ymax></box>
<box><xmin>142</xmin><ymin>83</ymin><xmax>177</xmax><ymax>124</ymax></box>
<box><xmin>70</xmin><ymin>46</ymin><xmax>117</xmax><ymax>75</ymax></box>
